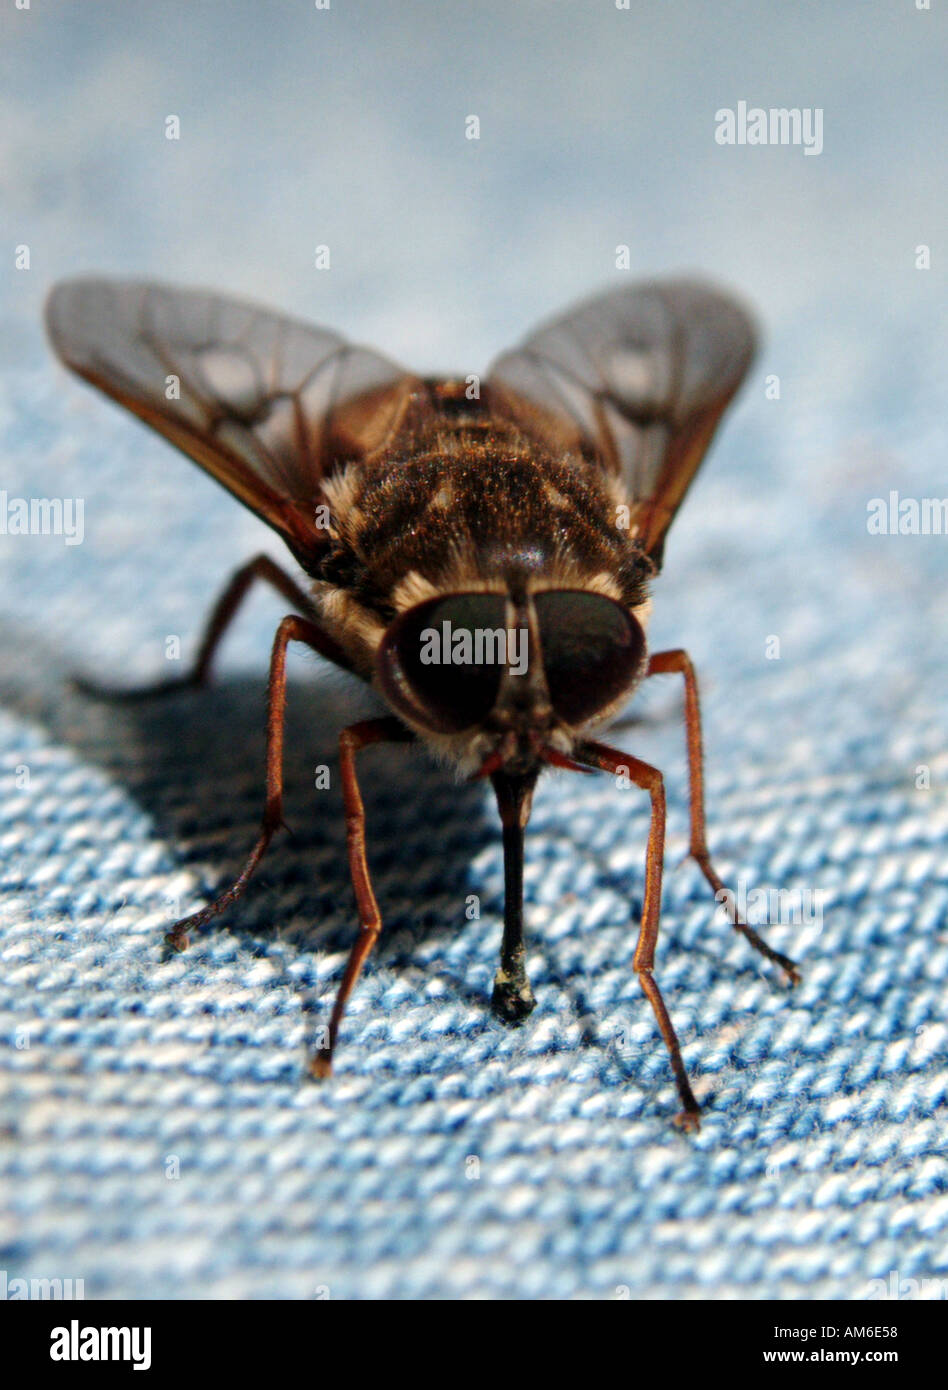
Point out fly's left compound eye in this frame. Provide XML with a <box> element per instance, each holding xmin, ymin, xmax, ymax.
<box><xmin>377</xmin><ymin>593</ymin><xmax>509</xmax><ymax>734</ymax></box>
<box><xmin>533</xmin><ymin>590</ymin><xmax>645</xmax><ymax>727</ymax></box>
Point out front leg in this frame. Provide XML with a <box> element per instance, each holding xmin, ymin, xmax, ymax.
<box><xmin>646</xmin><ymin>649</ymin><xmax>800</xmax><ymax>985</ymax></box>
<box><xmin>310</xmin><ymin>717</ymin><xmax>413</xmax><ymax>1077</ymax></box>
<box><xmin>577</xmin><ymin>740</ymin><xmax>701</xmax><ymax>1130</ymax></box>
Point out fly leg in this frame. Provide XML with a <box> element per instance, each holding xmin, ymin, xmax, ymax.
<box><xmin>166</xmin><ymin>614</ymin><xmax>344</xmax><ymax>950</ymax></box>
<box><xmin>311</xmin><ymin>717</ymin><xmax>413</xmax><ymax>1077</ymax></box>
<box><xmin>646</xmin><ymin>649</ymin><xmax>800</xmax><ymax>983</ymax></box>
<box><xmin>577</xmin><ymin>740</ymin><xmax>700</xmax><ymax>1130</ymax></box>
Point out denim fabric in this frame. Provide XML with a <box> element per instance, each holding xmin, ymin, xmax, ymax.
<box><xmin>1</xmin><ymin>1</ymin><xmax>947</xmax><ymax>1300</ymax></box>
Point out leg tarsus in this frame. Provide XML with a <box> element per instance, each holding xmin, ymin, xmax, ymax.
<box><xmin>164</xmin><ymin>819</ymin><xmax>281</xmax><ymax>952</ymax></box>
<box><xmin>309</xmin><ymin>1051</ymin><xmax>333</xmax><ymax>1080</ymax></box>
<box><xmin>646</xmin><ymin>648</ymin><xmax>802</xmax><ymax>987</ymax></box>
<box><xmin>636</xmin><ymin>960</ymin><xmax>702</xmax><ymax>1128</ymax></box>
<box><xmin>691</xmin><ymin>848</ymin><xmax>801</xmax><ymax>986</ymax></box>
<box><xmin>71</xmin><ymin>670</ymin><xmax>204</xmax><ymax>703</ymax></box>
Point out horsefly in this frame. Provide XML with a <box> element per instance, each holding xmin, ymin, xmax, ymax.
<box><xmin>46</xmin><ymin>277</ymin><xmax>799</xmax><ymax>1127</ymax></box>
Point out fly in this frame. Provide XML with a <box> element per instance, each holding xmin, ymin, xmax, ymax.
<box><xmin>45</xmin><ymin>276</ymin><xmax>800</xmax><ymax>1128</ymax></box>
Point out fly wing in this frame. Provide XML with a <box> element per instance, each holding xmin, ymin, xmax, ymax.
<box><xmin>46</xmin><ymin>278</ymin><xmax>420</xmax><ymax>571</ymax></box>
<box><xmin>488</xmin><ymin>279</ymin><xmax>757</xmax><ymax>566</ymax></box>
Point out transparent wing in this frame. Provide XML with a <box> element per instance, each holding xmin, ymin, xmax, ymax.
<box><xmin>46</xmin><ymin>278</ymin><xmax>419</xmax><ymax>570</ymax></box>
<box><xmin>488</xmin><ymin>278</ymin><xmax>757</xmax><ymax>565</ymax></box>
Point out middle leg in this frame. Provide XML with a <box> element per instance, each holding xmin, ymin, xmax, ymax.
<box><xmin>166</xmin><ymin>613</ymin><xmax>338</xmax><ymax>950</ymax></box>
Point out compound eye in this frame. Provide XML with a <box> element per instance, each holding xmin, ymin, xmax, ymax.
<box><xmin>533</xmin><ymin>591</ymin><xmax>645</xmax><ymax>726</ymax></box>
<box><xmin>377</xmin><ymin>593</ymin><xmax>508</xmax><ymax>733</ymax></box>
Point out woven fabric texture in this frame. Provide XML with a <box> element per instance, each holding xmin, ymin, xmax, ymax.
<box><xmin>1</xmin><ymin>2</ymin><xmax>946</xmax><ymax>1299</ymax></box>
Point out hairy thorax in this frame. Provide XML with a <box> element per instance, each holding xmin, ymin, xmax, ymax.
<box><xmin>313</xmin><ymin>407</ymin><xmax>653</xmax><ymax>675</ymax></box>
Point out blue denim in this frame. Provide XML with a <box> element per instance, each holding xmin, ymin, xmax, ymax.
<box><xmin>2</xmin><ymin>1</ymin><xmax>947</xmax><ymax>1300</ymax></box>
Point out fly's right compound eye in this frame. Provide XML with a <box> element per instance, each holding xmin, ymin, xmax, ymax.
<box><xmin>377</xmin><ymin>593</ymin><xmax>509</xmax><ymax>734</ymax></box>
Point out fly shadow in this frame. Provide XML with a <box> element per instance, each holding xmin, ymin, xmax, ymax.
<box><xmin>0</xmin><ymin>614</ymin><xmax>499</xmax><ymax>1033</ymax></box>
<box><xmin>0</xmin><ymin>612</ymin><xmax>697</xmax><ymax>1073</ymax></box>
